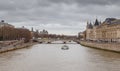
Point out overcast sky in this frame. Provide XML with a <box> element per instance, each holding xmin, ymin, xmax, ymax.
<box><xmin>0</xmin><ymin>0</ymin><xmax>120</xmax><ymax>35</ymax></box>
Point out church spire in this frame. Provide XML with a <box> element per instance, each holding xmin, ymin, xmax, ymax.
<box><xmin>86</xmin><ymin>21</ymin><xmax>89</xmax><ymax>28</ymax></box>
<box><xmin>86</xmin><ymin>21</ymin><xmax>93</xmax><ymax>29</ymax></box>
<box><xmin>94</xmin><ymin>19</ymin><xmax>99</xmax><ymax>26</ymax></box>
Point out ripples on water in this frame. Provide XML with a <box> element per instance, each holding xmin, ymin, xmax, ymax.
<box><xmin>0</xmin><ymin>41</ymin><xmax>120</xmax><ymax>71</ymax></box>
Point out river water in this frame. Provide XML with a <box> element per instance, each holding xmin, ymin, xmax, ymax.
<box><xmin>0</xmin><ymin>41</ymin><xmax>120</xmax><ymax>71</ymax></box>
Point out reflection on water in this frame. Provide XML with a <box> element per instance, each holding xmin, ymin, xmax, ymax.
<box><xmin>0</xmin><ymin>41</ymin><xmax>120</xmax><ymax>71</ymax></box>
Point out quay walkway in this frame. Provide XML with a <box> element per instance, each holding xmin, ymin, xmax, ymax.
<box><xmin>0</xmin><ymin>40</ymin><xmax>35</xmax><ymax>53</ymax></box>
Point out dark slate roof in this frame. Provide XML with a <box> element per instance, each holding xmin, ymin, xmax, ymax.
<box><xmin>87</xmin><ymin>22</ymin><xmax>93</xmax><ymax>29</ymax></box>
<box><xmin>111</xmin><ymin>19</ymin><xmax>120</xmax><ymax>24</ymax></box>
<box><xmin>0</xmin><ymin>21</ymin><xmax>14</xmax><ymax>27</ymax></box>
<box><xmin>94</xmin><ymin>19</ymin><xmax>99</xmax><ymax>26</ymax></box>
<box><xmin>89</xmin><ymin>23</ymin><xmax>93</xmax><ymax>29</ymax></box>
<box><xmin>104</xmin><ymin>18</ymin><xmax>116</xmax><ymax>24</ymax></box>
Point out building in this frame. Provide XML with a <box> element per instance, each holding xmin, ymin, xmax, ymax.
<box><xmin>39</xmin><ymin>29</ymin><xmax>48</xmax><ymax>35</ymax></box>
<box><xmin>16</xmin><ymin>27</ymin><xmax>32</xmax><ymax>42</ymax></box>
<box><xmin>0</xmin><ymin>20</ymin><xmax>32</xmax><ymax>42</ymax></box>
<box><xmin>0</xmin><ymin>20</ymin><xmax>14</xmax><ymax>28</ymax></box>
<box><xmin>39</xmin><ymin>29</ymin><xmax>49</xmax><ymax>38</ymax></box>
<box><xmin>0</xmin><ymin>20</ymin><xmax>15</xmax><ymax>40</ymax></box>
<box><xmin>85</xmin><ymin>18</ymin><xmax>120</xmax><ymax>42</ymax></box>
<box><xmin>78</xmin><ymin>31</ymin><xmax>86</xmax><ymax>40</ymax></box>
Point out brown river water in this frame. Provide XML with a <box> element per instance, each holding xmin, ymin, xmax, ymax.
<box><xmin>0</xmin><ymin>41</ymin><xmax>120</xmax><ymax>71</ymax></box>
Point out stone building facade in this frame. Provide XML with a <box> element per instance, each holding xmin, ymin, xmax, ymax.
<box><xmin>0</xmin><ymin>20</ymin><xmax>32</xmax><ymax>42</ymax></box>
<box><xmin>86</xmin><ymin>18</ymin><xmax>120</xmax><ymax>42</ymax></box>
<box><xmin>78</xmin><ymin>31</ymin><xmax>86</xmax><ymax>40</ymax></box>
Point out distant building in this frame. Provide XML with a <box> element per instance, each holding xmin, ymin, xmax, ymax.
<box><xmin>40</xmin><ymin>29</ymin><xmax>48</xmax><ymax>35</ymax></box>
<box><xmin>38</xmin><ymin>29</ymin><xmax>49</xmax><ymax>38</ymax></box>
<box><xmin>78</xmin><ymin>31</ymin><xmax>86</xmax><ymax>40</ymax></box>
<box><xmin>30</xmin><ymin>27</ymin><xmax>35</xmax><ymax>39</ymax></box>
<box><xmin>85</xmin><ymin>18</ymin><xmax>120</xmax><ymax>42</ymax></box>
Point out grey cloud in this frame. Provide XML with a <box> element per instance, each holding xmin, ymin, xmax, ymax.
<box><xmin>38</xmin><ymin>0</ymin><xmax>120</xmax><ymax>6</ymax></box>
<box><xmin>0</xmin><ymin>0</ymin><xmax>120</xmax><ymax>35</ymax></box>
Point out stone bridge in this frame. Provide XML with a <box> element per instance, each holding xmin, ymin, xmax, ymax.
<box><xmin>33</xmin><ymin>39</ymin><xmax>77</xmax><ymax>44</ymax></box>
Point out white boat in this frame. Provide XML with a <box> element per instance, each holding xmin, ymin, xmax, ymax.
<box><xmin>61</xmin><ymin>45</ymin><xmax>69</xmax><ymax>50</ymax></box>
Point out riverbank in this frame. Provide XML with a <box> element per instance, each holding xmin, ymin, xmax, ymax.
<box><xmin>79</xmin><ymin>41</ymin><xmax>120</xmax><ymax>53</ymax></box>
<box><xmin>0</xmin><ymin>42</ymin><xmax>37</xmax><ymax>53</ymax></box>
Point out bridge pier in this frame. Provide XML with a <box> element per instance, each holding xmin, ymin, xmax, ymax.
<box><xmin>36</xmin><ymin>39</ymin><xmax>77</xmax><ymax>44</ymax></box>
<box><xmin>47</xmin><ymin>41</ymin><xmax>51</xmax><ymax>44</ymax></box>
<box><xmin>39</xmin><ymin>41</ymin><xmax>43</xmax><ymax>44</ymax></box>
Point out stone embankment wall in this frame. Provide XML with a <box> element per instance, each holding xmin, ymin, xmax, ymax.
<box><xmin>80</xmin><ymin>41</ymin><xmax>120</xmax><ymax>52</ymax></box>
<box><xmin>0</xmin><ymin>42</ymin><xmax>35</xmax><ymax>53</ymax></box>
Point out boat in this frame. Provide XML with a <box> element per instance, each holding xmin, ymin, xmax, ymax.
<box><xmin>69</xmin><ymin>40</ymin><xmax>71</xmax><ymax>42</ymax></box>
<box><xmin>61</xmin><ymin>45</ymin><xmax>69</xmax><ymax>50</ymax></box>
<box><xmin>63</xmin><ymin>41</ymin><xmax>66</xmax><ymax>44</ymax></box>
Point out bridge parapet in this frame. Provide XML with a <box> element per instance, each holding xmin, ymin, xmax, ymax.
<box><xmin>34</xmin><ymin>38</ymin><xmax>76</xmax><ymax>44</ymax></box>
